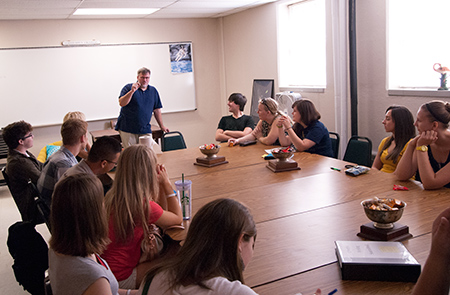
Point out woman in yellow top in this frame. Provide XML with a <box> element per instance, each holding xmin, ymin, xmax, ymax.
<box><xmin>372</xmin><ymin>106</ymin><xmax>415</xmax><ymax>173</ymax></box>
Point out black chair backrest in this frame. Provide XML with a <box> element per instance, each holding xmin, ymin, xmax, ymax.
<box><xmin>0</xmin><ymin>131</ymin><xmax>8</xmax><ymax>186</ymax></box>
<box><xmin>329</xmin><ymin>132</ymin><xmax>340</xmax><ymax>159</ymax></box>
<box><xmin>161</xmin><ymin>131</ymin><xmax>187</xmax><ymax>152</ymax></box>
<box><xmin>29</xmin><ymin>180</ymin><xmax>51</xmax><ymax>232</ymax></box>
<box><xmin>343</xmin><ymin>136</ymin><xmax>373</xmax><ymax>167</ymax></box>
<box><xmin>0</xmin><ymin>132</ymin><xmax>8</xmax><ymax>161</ymax></box>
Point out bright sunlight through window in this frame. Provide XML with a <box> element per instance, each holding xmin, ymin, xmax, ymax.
<box><xmin>278</xmin><ymin>0</ymin><xmax>326</xmax><ymax>88</ymax></box>
<box><xmin>388</xmin><ymin>0</ymin><xmax>450</xmax><ymax>89</ymax></box>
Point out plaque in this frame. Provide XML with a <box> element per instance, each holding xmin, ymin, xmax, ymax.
<box><xmin>357</xmin><ymin>222</ymin><xmax>412</xmax><ymax>241</ymax></box>
<box><xmin>266</xmin><ymin>158</ymin><xmax>300</xmax><ymax>173</ymax></box>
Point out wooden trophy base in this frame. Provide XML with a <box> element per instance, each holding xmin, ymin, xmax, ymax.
<box><xmin>357</xmin><ymin>222</ymin><xmax>412</xmax><ymax>241</ymax></box>
<box><xmin>266</xmin><ymin>159</ymin><xmax>301</xmax><ymax>173</ymax></box>
<box><xmin>194</xmin><ymin>156</ymin><xmax>228</xmax><ymax>167</ymax></box>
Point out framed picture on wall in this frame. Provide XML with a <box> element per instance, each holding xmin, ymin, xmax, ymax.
<box><xmin>250</xmin><ymin>79</ymin><xmax>274</xmax><ymax>124</ymax></box>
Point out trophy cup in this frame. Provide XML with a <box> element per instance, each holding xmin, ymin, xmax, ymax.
<box><xmin>357</xmin><ymin>198</ymin><xmax>412</xmax><ymax>241</ymax></box>
<box><xmin>266</xmin><ymin>147</ymin><xmax>300</xmax><ymax>173</ymax></box>
<box><xmin>194</xmin><ymin>144</ymin><xmax>228</xmax><ymax>167</ymax></box>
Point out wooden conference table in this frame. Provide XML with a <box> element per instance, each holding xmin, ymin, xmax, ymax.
<box><xmin>142</xmin><ymin>143</ymin><xmax>449</xmax><ymax>294</ymax></box>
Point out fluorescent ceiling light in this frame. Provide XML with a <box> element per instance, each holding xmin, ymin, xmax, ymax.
<box><xmin>73</xmin><ymin>8</ymin><xmax>159</xmax><ymax>16</ymax></box>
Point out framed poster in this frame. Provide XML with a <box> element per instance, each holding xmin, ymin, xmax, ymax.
<box><xmin>250</xmin><ymin>79</ymin><xmax>275</xmax><ymax>124</ymax></box>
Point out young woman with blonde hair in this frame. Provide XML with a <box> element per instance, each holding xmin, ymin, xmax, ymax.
<box><xmin>102</xmin><ymin>145</ymin><xmax>182</xmax><ymax>289</ymax></box>
<box><xmin>228</xmin><ymin>97</ymin><xmax>282</xmax><ymax>146</ymax></box>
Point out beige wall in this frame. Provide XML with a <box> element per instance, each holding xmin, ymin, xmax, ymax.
<box><xmin>221</xmin><ymin>2</ymin><xmax>337</xmax><ymax>134</ymax></box>
<box><xmin>221</xmin><ymin>4</ymin><xmax>279</xmax><ymax>116</ymax></box>
<box><xmin>0</xmin><ymin>18</ymin><xmax>224</xmax><ymax>155</ymax></box>
<box><xmin>1</xmin><ymin>3</ymin><xmax>339</xmax><ymax>158</ymax></box>
<box><xmin>4</xmin><ymin>1</ymin><xmax>440</xmax><ymax>158</ymax></box>
<box><xmin>356</xmin><ymin>1</ymin><xmax>449</xmax><ymax>152</ymax></box>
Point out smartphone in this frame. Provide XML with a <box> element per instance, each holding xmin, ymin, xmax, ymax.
<box><xmin>239</xmin><ymin>140</ymin><xmax>257</xmax><ymax>146</ymax></box>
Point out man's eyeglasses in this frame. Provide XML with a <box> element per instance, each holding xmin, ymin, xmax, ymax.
<box><xmin>104</xmin><ymin>159</ymin><xmax>118</xmax><ymax>167</ymax></box>
<box><xmin>21</xmin><ymin>133</ymin><xmax>33</xmax><ymax>140</ymax></box>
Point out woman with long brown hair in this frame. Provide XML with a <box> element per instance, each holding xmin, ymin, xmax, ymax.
<box><xmin>49</xmin><ymin>174</ymin><xmax>139</xmax><ymax>295</ymax></box>
<box><xmin>140</xmin><ymin>198</ymin><xmax>258</xmax><ymax>294</ymax></box>
<box><xmin>278</xmin><ymin>99</ymin><xmax>333</xmax><ymax>157</ymax></box>
<box><xmin>372</xmin><ymin>105</ymin><xmax>415</xmax><ymax>173</ymax></box>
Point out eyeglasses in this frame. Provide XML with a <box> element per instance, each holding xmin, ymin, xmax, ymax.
<box><xmin>260</xmin><ymin>98</ymin><xmax>269</xmax><ymax>108</ymax></box>
<box><xmin>21</xmin><ymin>133</ymin><xmax>33</xmax><ymax>140</ymax></box>
<box><xmin>259</xmin><ymin>98</ymin><xmax>274</xmax><ymax>114</ymax></box>
<box><xmin>104</xmin><ymin>159</ymin><xmax>118</xmax><ymax>167</ymax></box>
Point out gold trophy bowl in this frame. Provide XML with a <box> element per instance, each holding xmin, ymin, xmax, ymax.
<box><xmin>361</xmin><ymin>198</ymin><xmax>406</xmax><ymax>229</ymax></box>
<box><xmin>199</xmin><ymin>145</ymin><xmax>220</xmax><ymax>158</ymax></box>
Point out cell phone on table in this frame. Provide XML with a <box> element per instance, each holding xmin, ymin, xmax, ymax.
<box><xmin>239</xmin><ymin>140</ymin><xmax>257</xmax><ymax>146</ymax></box>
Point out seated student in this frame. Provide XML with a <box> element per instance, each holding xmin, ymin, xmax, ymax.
<box><xmin>61</xmin><ymin>136</ymin><xmax>121</xmax><ymax>178</ymax></box>
<box><xmin>63</xmin><ymin>111</ymin><xmax>92</xmax><ymax>160</ymax></box>
<box><xmin>411</xmin><ymin>207</ymin><xmax>450</xmax><ymax>295</ymax></box>
<box><xmin>140</xmin><ymin>198</ymin><xmax>321</xmax><ymax>295</ymax></box>
<box><xmin>37</xmin><ymin>111</ymin><xmax>91</xmax><ymax>163</ymax></box>
<box><xmin>102</xmin><ymin>145</ymin><xmax>182</xmax><ymax>289</ymax></box>
<box><xmin>61</xmin><ymin>136</ymin><xmax>122</xmax><ymax>193</ymax></box>
<box><xmin>277</xmin><ymin>99</ymin><xmax>333</xmax><ymax>157</ymax></box>
<box><xmin>37</xmin><ymin>118</ymin><xmax>89</xmax><ymax>208</ymax></box>
<box><xmin>215</xmin><ymin>93</ymin><xmax>255</xmax><ymax>142</ymax></box>
<box><xmin>372</xmin><ymin>106</ymin><xmax>415</xmax><ymax>173</ymax></box>
<box><xmin>395</xmin><ymin>100</ymin><xmax>450</xmax><ymax>189</ymax></box>
<box><xmin>229</xmin><ymin>97</ymin><xmax>282</xmax><ymax>146</ymax></box>
<box><xmin>48</xmin><ymin>174</ymin><xmax>138</xmax><ymax>295</ymax></box>
<box><xmin>3</xmin><ymin>120</ymin><xmax>43</xmax><ymax>222</ymax></box>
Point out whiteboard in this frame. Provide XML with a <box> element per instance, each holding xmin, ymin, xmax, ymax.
<box><xmin>0</xmin><ymin>42</ymin><xmax>196</xmax><ymax>127</ymax></box>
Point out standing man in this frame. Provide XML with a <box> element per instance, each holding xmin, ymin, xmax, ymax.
<box><xmin>215</xmin><ymin>93</ymin><xmax>255</xmax><ymax>142</ymax></box>
<box><xmin>116</xmin><ymin>67</ymin><xmax>169</xmax><ymax>148</ymax></box>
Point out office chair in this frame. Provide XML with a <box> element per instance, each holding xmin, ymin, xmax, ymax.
<box><xmin>161</xmin><ymin>131</ymin><xmax>187</xmax><ymax>152</ymax></box>
<box><xmin>29</xmin><ymin>181</ymin><xmax>51</xmax><ymax>233</ymax></box>
<box><xmin>343</xmin><ymin>136</ymin><xmax>373</xmax><ymax>167</ymax></box>
<box><xmin>329</xmin><ymin>132</ymin><xmax>340</xmax><ymax>159</ymax></box>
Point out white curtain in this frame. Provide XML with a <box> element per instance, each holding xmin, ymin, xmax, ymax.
<box><xmin>330</xmin><ymin>0</ymin><xmax>349</xmax><ymax>158</ymax></box>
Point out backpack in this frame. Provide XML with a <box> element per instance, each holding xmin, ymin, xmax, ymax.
<box><xmin>7</xmin><ymin>221</ymin><xmax>49</xmax><ymax>295</ymax></box>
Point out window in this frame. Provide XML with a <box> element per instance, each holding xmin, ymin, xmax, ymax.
<box><xmin>388</xmin><ymin>0</ymin><xmax>450</xmax><ymax>90</ymax></box>
<box><xmin>278</xmin><ymin>0</ymin><xmax>326</xmax><ymax>89</ymax></box>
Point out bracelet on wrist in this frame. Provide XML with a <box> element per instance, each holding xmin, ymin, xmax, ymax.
<box><xmin>286</xmin><ymin>126</ymin><xmax>293</xmax><ymax>131</ymax></box>
<box><xmin>126</xmin><ymin>289</ymin><xmax>131</xmax><ymax>295</ymax></box>
<box><xmin>166</xmin><ymin>193</ymin><xmax>177</xmax><ymax>199</ymax></box>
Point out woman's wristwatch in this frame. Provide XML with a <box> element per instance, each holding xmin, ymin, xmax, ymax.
<box><xmin>416</xmin><ymin>145</ymin><xmax>428</xmax><ymax>152</ymax></box>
